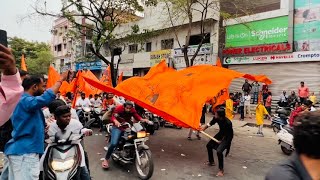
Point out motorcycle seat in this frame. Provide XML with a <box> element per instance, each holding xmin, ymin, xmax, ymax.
<box><xmin>283</xmin><ymin>126</ymin><xmax>294</xmax><ymax>134</ymax></box>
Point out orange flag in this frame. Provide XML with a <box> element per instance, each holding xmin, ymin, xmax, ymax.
<box><xmin>46</xmin><ymin>66</ymin><xmax>60</xmax><ymax>88</ymax></box>
<box><xmin>118</xmin><ymin>72</ymin><xmax>123</xmax><ymax>84</ymax></box>
<box><xmin>82</xmin><ymin>60</ymin><xmax>272</xmax><ymax>130</ymax></box>
<box><xmin>21</xmin><ymin>54</ymin><xmax>27</xmax><ymax>71</ymax></box>
<box><xmin>216</xmin><ymin>57</ymin><xmax>222</xmax><ymax>67</ymax></box>
<box><xmin>100</xmin><ymin>66</ymin><xmax>112</xmax><ymax>86</ymax></box>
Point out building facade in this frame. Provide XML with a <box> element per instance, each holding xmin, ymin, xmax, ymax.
<box><xmin>222</xmin><ymin>0</ymin><xmax>320</xmax><ymax>96</ymax></box>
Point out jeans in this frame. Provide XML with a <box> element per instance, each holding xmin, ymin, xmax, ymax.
<box><xmin>206</xmin><ymin>140</ymin><xmax>229</xmax><ymax>170</ymax></box>
<box><xmin>105</xmin><ymin>127</ymin><xmax>123</xmax><ymax>160</ymax></box>
<box><xmin>0</xmin><ymin>154</ymin><xmax>39</xmax><ymax>180</ymax></box>
<box><xmin>253</xmin><ymin>92</ymin><xmax>258</xmax><ymax>104</ymax></box>
<box><xmin>239</xmin><ymin>106</ymin><xmax>244</xmax><ymax>119</ymax></box>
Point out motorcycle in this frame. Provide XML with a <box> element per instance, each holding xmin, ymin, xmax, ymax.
<box><xmin>277</xmin><ymin>125</ymin><xmax>294</xmax><ymax>155</ymax></box>
<box><xmin>41</xmin><ymin>119</ymin><xmax>95</xmax><ymax>180</ymax></box>
<box><xmin>90</xmin><ymin>106</ymin><xmax>104</xmax><ymax>128</ymax></box>
<box><xmin>78</xmin><ymin>106</ymin><xmax>92</xmax><ymax>125</ymax></box>
<box><xmin>142</xmin><ymin>109</ymin><xmax>160</xmax><ymax>133</ymax></box>
<box><xmin>106</xmin><ymin>122</ymin><xmax>154</xmax><ymax>180</ymax></box>
<box><xmin>164</xmin><ymin>121</ymin><xmax>182</xmax><ymax>129</ymax></box>
<box><xmin>271</xmin><ymin>114</ymin><xmax>289</xmax><ymax>133</ymax></box>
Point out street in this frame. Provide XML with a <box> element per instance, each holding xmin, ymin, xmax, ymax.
<box><xmin>85</xmin><ymin>116</ymin><xmax>286</xmax><ymax>180</ymax></box>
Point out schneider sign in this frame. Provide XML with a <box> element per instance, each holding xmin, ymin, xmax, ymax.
<box><xmin>226</xmin><ymin>16</ymin><xmax>289</xmax><ymax>47</ymax></box>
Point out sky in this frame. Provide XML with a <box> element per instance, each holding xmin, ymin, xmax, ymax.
<box><xmin>0</xmin><ymin>0</ymin><xmax>61</xmax><ymax>43</ymax></box>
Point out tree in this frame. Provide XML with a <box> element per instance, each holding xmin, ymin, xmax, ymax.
<box><xmin>8</xmin><ymin>37</ymin><xmax>53</xmax><ymax>74</ymax></box>
<box><xmin>34</xmin><ymin>0</ymin><xmax>157</xmax><ymax>87</ymax></box>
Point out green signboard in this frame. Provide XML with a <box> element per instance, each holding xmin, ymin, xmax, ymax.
<box><xmin>294</xmin><ymin>0</ymin><xmax>320</xmax><ymax>51</ymax></box>
<box><xmin>226</xmin><ymin>16</ymin><xmax>289</xmax><ymax>47</ymax></box>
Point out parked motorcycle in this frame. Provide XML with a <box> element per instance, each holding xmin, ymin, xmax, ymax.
<box><xmin>106</xmin><ymin>122</ymin><xmax>154</xmax><ymax>180</ymax></box>
<box><xmin>271</xmin><ymin>114</ymin><xmax>289</xmax><ymax>133</ymax></box>
<box><xmin>277</xmin><ymin>125</ymin><xmax>294</xmax><ymax>155</ymax></box>
<box><xmin>41</xmin><ymin>119</ymin><xmax>95</xmax><ymax>180</ymax></box>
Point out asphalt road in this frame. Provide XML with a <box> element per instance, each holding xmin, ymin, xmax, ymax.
<box><xmin>85</xmin><ymin>118</ymin><xmax>286</xmax><ymax>180</ymax></box>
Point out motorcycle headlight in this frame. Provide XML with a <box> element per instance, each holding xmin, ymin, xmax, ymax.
<box><xmin>51</xmin><ymin>158</ymin><xmax>75</xmax><ymax>172</ymax></box>
<box><xmin>137</xmin><ymin>131</ymin><xmax>147</xmax><ymax>138</ymax></box>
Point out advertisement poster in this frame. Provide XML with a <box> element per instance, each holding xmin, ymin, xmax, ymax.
<box><xmin>226</xmin><ymin>16</ymin><xmax>289</xmax><ymax>47</ymax></box>
<box><xmin>294</xmin><ymin>0</ymin><xmax>320</xmax><ymax>51</ymax></box>
<box><xmin>150</xmin><ymin>49</ymin><xmax>172</xmax><ymax>66</ymax></box>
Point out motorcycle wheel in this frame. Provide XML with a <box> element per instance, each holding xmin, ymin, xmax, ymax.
<box><xmin>175</xmin><ymin>125</ymin><xmax>182</xmax><ymax>129</ymax></box>
<box><xmin>281</xmin><ymin>146</ymin><xmax>293</xmax><ymax>156</ymax></box>
<box><xmin>154</xmin><ymin>122</ymin><xmax>160</xmax><ymax>130</ymax></box>
<box><xmin>136</xmin><ymin>149</ymin><xmax>154</xmax><ymax>180</ymax></box>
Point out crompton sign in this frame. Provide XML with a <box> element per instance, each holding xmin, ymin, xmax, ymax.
<box><xmin>224</xmin><ymin>51</ymin><xmax>320</xmax><ymax>64</ymax></box>
<box><xmin>223</xmin><ymin>43</ymin><xmax>292</xmax><ymax>56</ymax></box>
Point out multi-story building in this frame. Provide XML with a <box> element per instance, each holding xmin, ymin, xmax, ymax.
<box><xmin>222</xmin><ymin>0</ymin><xmax>320</xmax><ymax>96</ymax></box>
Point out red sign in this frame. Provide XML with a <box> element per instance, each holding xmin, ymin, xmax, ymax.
<box><xmin>223</xmin><ymin>43</ymin><xmax>292</xmax><ymax>56</ymax></box>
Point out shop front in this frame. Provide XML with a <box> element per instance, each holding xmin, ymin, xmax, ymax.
<box><xmin>75</xmin><ymin>60</ymin><xmax>102</xmax><ymax>78</ymax></box>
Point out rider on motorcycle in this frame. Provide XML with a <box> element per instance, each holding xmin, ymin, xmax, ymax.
<box><xmin>101</xmin><ymin>101</ymin><xmax>151</xmax><ymax>169</ymax></box>
<box><xmin>75</xmin><ymin>93</ymin><xmax>93</xmax><ymax>117</ymax></box>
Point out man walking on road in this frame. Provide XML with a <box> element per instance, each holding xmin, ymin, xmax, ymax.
<box><xmin>0</xmin><ymin>72</ymin><xmax>68</xmax><ymax>180</ymax></box>
<box><xmin>298</xmin><ymin>81</ymin><xmax>309</xmax><ymax>103</ymax></box>
<box><xmin>252</xmin><ymin>81</ymin><xmax>260</xmax><ymax>104</ymax></box>
<box><xmin>202</xmin><ymin>107</ymin><xmax>233</xmax><ymax>177</ymax></box>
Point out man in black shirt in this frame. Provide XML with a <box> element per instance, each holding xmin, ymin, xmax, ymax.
<box><xmin>201</xmin><ymin>107</ymin><xmax>233</xmax><ymax>177</ymax></box>
<box><xmin>242</xmin><ymin>79</ymin><xmax>252</xmax><ymax>94</ymax></box>
<box><xmin>265</xmin><ymin>111</ymin><xmax>320</xmax><ymax>180</ymax></box>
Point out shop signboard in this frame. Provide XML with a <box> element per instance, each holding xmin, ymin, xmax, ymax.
<box><xmin>226</xmin><ymin>16</ymin><xmax>289</xmax><ymax>47</ymax></box>
<box><xmin>223</xmin><ymin>43</ymin><xmax>292</xmax><ymax>56</ymax></box>
<box><xmin>294</xmin><ymin>0</ymin><xmax>320</xmax><ymax>51</ymax></box>
<box><xmin>173</xmin><ymin>54</ymin><xmax>214</xmax><ymax>69</ymax></box>
<box><xmin>118</xmin><ymin>64</ymin><xmax>133</xmax><ymax>76</ymax></box>
<box><xmin>223</xmin><ymin>51</ymin><xmax>320</xmax><ymax>64</ymax></box>
<box><xmin>150</xmin><ymin>49</ymin><xmax>172</xmax><ymax>66</ymax></box>
<box><xmin>173</xmin><ymin>44</ymin><xmax>212</xmax><ymax>57</ymax></box>
<box><xmin>75</xmin><ymin>61</ymin><xmax>102</xmax><ymax>71</ymax></box>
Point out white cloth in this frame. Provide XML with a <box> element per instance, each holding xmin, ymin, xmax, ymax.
<box><xmin>311</xmin><ymin>106</ymin><xmax>316</xmax><ymax>112</ymax></box>
<box><xmin>90</xmin><ymin>98</ymin><xmax>102</xmax><ymax>107</ymax></box>
<box><xmin>244</xmin><ymin>95</ymin><xmax>251</xmax><ymax>105</ymax></box>
<box><xmin>75</xmin><ymin>98</ymin><xmax>92</xmax><ymax>110</ymax></box>
<box><xmin>40</xmin><ymin>119</ymin><xmax>86</xmax><ymax>171</ymax></box>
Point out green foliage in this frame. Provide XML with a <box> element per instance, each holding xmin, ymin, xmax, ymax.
<box><xmin>8</xmin><ymin>37</ymin><xmax>52</xmax><ymax>74</ymax></box>
<box><xmin>27</xmin><ymin>51</ymin><xmax>53</xmax><ymax>75</ymax></box>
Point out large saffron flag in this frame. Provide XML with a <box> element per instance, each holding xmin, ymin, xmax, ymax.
<box><xmin>100</xmin><ymin>66</ymin><xmax>112</xmax><ymax>86</ymax></box>
<box><xmin>82</xmin><ymin>60</ymin><xmax>272</xmax><ymax>130</ymax></box>
<box><xmin>46</xmin><ymin>66</ymin><xmax>60</xmax><ymax>88</ymax></box>
<box><xmin>21</xmin><ymin>54</ymin><xmax>27</xmax><ymax>71</ymax></box>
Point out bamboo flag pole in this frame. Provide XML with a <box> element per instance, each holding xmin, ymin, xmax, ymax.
<box><xmin>200</xmin><ymin>131</ymin><xmax>219</xmax><ymax>143</ymax></box>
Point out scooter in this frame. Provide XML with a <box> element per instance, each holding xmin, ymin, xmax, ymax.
<box><xmin>41</xmin><ymin>119</ymin><xmax>95</xmax><ymax>180</ymax></box>
<box><xmin>271</xmin><ymin>114</ymin><xmax>289</xmax><ymax>133</ymax></box>
<box><xmin>106</xmin><ymin>122</ymin><xmax>154</xmax><ymax>180</ymax></box>
<box><xmin>277</xmin><ymin>125</ymin><xmax>294</xmax><ymax>155</ymax></box>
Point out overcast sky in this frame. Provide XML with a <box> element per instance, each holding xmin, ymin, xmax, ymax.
<box><xmin>0</xmin><ymin>0</ymin><xmax>61</xmax><ymax>43</ymax></box>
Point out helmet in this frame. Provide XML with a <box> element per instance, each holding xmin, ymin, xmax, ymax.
<box><xmin>124</xmin><ymin>101</ymin><xmax>134</xmax><ymax>107</ymax></box>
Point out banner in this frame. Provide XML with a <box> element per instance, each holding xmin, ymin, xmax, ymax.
<box><xmin>173</xmin><ymin>54</ymin><xmax>213</xmax><ymax>69</ymax></box>
<box><xmin>173</xmin><ymin>44</ymin><xmax>212</xmax><ymax>57</ymax></box>
<box><xmin>294</xmin><ymin>0</ymin><xmax>320</xmax><ymax>51</ymax></box>
<box><xmin>226</xmin><ymin>16</ymin><xmax>289</xmax><ymax>47</ymax></box>
<box><xmin>150</xmin><ymin>50</ymin><xmax>171</xmax><ymax>66</ymax></box>
<box><xmin>223</xmin><ymin>51</ymin><xmax>320</xmax><ymax>64</ymax></box>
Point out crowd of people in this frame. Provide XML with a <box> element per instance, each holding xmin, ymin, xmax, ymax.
<box><xmin>0</xmin><ymin>44</ymin><xmax>319</xmax><ymax>179</ymax></box>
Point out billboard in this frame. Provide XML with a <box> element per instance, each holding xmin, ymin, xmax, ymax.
<box><xmin>294</xmin><ymin>0</ymin><xmax>320</xmax><ymax>51</ymax></box>
<box><xmin>150</xmin><ymin>49</ymin><xmax>172</xmax><ymax>66</ymax></box>
<box><xmin>226</xmin><ymin>16</ymin><xmax>289</xmax><ymax>47</ymax></box>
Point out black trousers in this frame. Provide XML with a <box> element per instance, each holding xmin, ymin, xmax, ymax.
<box><xmin>206</xmin><ymin>139</ymin><xmax>229</xmax><ymax>170</ymax></box>
<box><xmin>239</xmin><ymin>106</ymin><xmax>244</xmax><ymax>119</ymax></box>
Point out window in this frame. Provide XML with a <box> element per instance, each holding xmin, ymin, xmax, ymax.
<box><xmin>54</xmin><ymin>46</ymin><xmax>57</xmax><ymax>51</ymax></box>
<box><xmin>189</xmin><ymin>33</ymin><xmax>211</xmax><ymax>46</ymax></box>
<box><xmin>57</xmin><ymin>44</ymin><xmax>62</xmax><ymax>52</ymax></box>
<box><xmin>129</xmin><ymin>44</ymin><xmax>138</xmax><ymax>53</ymax></box>
<box><xmin>161</xmin><ymin>39</ymin><xmax>174</xmax><ymax>50</ymax></box>
<box><xmin>113</xmin><ymin>47</ymin><xmax>122</xmax><ymax>56</ymax></box>
<box><xmin>64</xmin><ymin>44</ymin><xmax>67</xmax><ymax>49</ymax></box>
<box><xmin>146</xmin><ymin>42</ymin><xmax>152</xmax><ymax>52</ymax></box>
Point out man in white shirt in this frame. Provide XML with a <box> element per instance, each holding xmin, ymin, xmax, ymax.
<box><xmin>91</xmin><ymin>94</ymin><xmax>102</xmax><ymax>107</ymax></box>
<box><xmin>75</xmin><ymin>93</ymin><xmax>92</xmax><ymax>117</ymax></box>
<box><xmin>244</xmin><ymin>92</ymin><xmax>252</xmax><ymax>118</ymax></box>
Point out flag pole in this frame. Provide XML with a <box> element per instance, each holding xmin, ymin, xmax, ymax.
<box><xmin>199</xmin><ymin>131</ymin><xmax>219</xmax><ymax>143</ymax></box>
